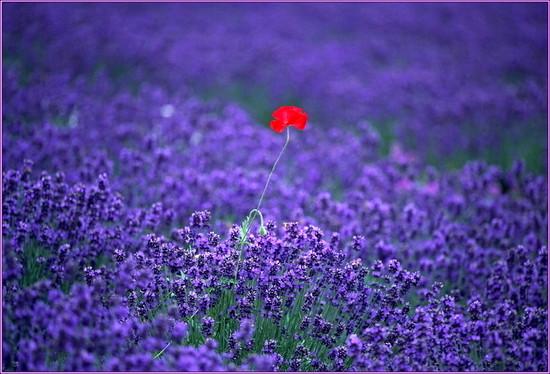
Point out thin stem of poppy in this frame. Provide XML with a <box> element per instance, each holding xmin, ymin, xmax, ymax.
<box><xmin>256</xmin><ymin>127</ymin><xmax>290</xmax><ymax>212</ymax></box>
<box><xmin>234</xmin><ymin>128</ymin><xmax>291</xmax><ymax>283</ymax></box>
<box><xmin>247</xmin><ymin>209</ymin><xmax>265</xmax><ymax>231</ymax></box>
<box><xmin>245</xmin><ymin>127</ymin><xmax>290</xmax><ymax>235</ymax></box>
<box><xmin>153</xmin><ymin>341</ymin><xmax>171</xmax><ymax>359</ymax></box>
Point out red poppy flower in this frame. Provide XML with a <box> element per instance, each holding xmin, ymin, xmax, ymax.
<box><xmin>269</xmin><ymin>106</ymin><xmax>308</xmax><ymax>133</ymax></box>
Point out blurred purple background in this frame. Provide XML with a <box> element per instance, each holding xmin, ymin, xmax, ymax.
<box><xmin>4</xmin><ymin>3</ymin><xmax>548</xmax><ymax>172</ymax></box>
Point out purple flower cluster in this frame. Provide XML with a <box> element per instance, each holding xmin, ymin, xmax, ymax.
<box><xmin>2</xmin><ymin>162</ymin><xmax>547</xmax><ymax>370</ymax></box>
<box><xmin>2</xmin><ymin>3</ymin><xmax>548</xmax><ymax>372</ymax></box>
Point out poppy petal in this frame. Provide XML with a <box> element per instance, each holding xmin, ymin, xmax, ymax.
<box><xmin>269</xmin><ymin>119</ymin><xmax>286</xmax><ymax>133</ymax></box>
<box><xmin>290</xmin><ymin>112</ymin><xmax>307</xmax><ymax>130</ymax></box>
<box><xmin>270</xmin><ymin>106</ymin><xmax>308</xmax><ymax>133</ymax></box>
<box><xmin>272</xmin><ymin>107</ymin><xmax>290</xmax><ymax>122</ymax></box>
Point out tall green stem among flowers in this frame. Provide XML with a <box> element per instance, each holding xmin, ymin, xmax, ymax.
<box><xmin>235</xmin><ymin>106</ymin><xmax>308</xmax><ymax>279</ymax></box>
<box><xmin>239</xmin><ymin>127</ymin><xmax>290</xmax><ymax>244</ymax></box>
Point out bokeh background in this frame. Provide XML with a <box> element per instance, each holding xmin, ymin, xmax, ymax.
<box><xmin>4</xmin><ymin>3</ymin><xmax>548</xmax><ymax>173</ymax></box>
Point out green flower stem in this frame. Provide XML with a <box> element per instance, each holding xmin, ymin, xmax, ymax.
<box><xmin>235</xmin><ymin>127</ymin><xmax>291</xmax><ymax>282</ymax></box>
<box><xmin>247</xmin><ymin>209</ymin><xmax>265</xmax><ymax>233</ymax></box>
<box><xmin>153</xmin><ymin>341</ymin><xmax>171</xmax><ymax>359</ymax></box>
<box><xmin>256</xmin><ymin>127</ymin><xmax>291</xmax><ymax>213</ymax></box>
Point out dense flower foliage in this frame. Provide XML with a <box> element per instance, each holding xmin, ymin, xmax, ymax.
<box><xmin>2</xmin><ymin>3</ymin><xmax>548</xmax><ymax>372</ymax></box>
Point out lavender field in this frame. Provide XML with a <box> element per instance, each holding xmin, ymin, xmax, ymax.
<box><xmin>2</xmin><ymin>3</ymin><xmax>548</xmax><ymax>372</ymax></box>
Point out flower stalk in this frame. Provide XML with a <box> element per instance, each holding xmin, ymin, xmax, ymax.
<box><xmin>235</xmin><ymin>106</ymin><xmax>307</xmax><ymax>283</ymax></box>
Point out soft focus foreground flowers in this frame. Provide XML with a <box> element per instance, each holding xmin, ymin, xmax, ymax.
<box><xmin>2</xmin><ymin>3</ymin><xmax>548</xmax><ymax>372</ymax></box>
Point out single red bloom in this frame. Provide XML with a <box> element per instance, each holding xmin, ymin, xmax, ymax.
<box><xmin>269</xmin><ymin>106</ymin><xmax>308</xmax><ymax>133</ymax></box>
